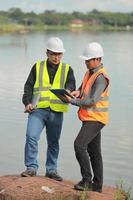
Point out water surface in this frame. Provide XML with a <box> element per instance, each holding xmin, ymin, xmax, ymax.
<box><xmin>0</xmin><ymin>30</ymin><xmax>133</xmax><ymax>189</ymax></box>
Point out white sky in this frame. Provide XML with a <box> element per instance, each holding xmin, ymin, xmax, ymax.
<box><xmin>0</xmin><ymin>0</ymin><xmax>133</xmax><ymax>13</ymax></box>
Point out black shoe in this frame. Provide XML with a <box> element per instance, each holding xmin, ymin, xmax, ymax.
<box><xmin>92</xmin><ymin>184</ymin><xmax>102</xmax><ymax>193</ymax></box>
<box><xmin>74</xmin><ymin>180</ymin><xmax>92</xmax><ymax>191</ymax></box>
<box><xmin>45</xmin><ymin>172</ymin><xmax>63</xmax><ymax>181</ymax></box>
<box><xmin>92</xmin><ymin>187</ymin><xmax>102</xmax><ymax>193</ymax></box>
<box><xmin>21</xmin><ymin>169</ymin><xmax>37</xmax><ymax>177</ymax></box>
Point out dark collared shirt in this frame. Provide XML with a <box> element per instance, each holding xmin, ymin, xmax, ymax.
<box><xmin>70</xmin><ymin>65</ymin><xmax>108</xmax><ymax>107</ymax></box>
<box><xmin>22</xmin><ymin>59</ymin><xmax>76</xmax><ymax>106</ymax></box>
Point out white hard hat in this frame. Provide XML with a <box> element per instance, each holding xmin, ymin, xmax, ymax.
<box><xmin>46</xmin><ymin>37</ymin><xmax>65</xmax><ymax>53</ymax></box>
<box><xmin>80</xmin><ymin>42</ymin><xmax>104</xmax><ymax>60</ymax></box>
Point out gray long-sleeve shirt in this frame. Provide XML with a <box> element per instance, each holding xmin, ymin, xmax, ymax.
<box><xmin>70</xmin><ymin>66</ymin><xmax>108</xmax><ymax>108</ymax></box>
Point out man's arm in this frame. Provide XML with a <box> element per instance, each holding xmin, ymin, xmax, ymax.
<box><xmin>65</xmin><ymin>66</ymin><xmax>76</xmax><ymax>92</ymax></box>
<box><xmin>70</xmin><ymin>74</ymin><xmax>108</xmax><ymax>107</ymax></box>
<box><xmin>22</xmin><ymin>64</ymin><xmax>36</xmax><ymax>106</ymax></box>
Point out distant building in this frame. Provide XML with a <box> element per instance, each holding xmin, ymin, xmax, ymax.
<box><xmin>70</xmin><ymin>19</ymin><xmax>84</xmax><ymax>28</ymax></box>
<box><xmin>126</xmin><ymin>25</ymin><xmax>131</xmax><ymax>31</ymax></box>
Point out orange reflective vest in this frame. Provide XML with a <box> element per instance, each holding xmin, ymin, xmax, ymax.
<box><xmin>78</xmin><ymin>66</ymin><xmax>109</xmax><ymax>125</ymax></box>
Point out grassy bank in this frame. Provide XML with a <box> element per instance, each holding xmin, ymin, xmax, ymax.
<box><xmin>0</xmin><ymin>23</ymin><xmax>133</xmax><ymax>34</ymax></box>
<box><xmin>115</xmin><ymin>180</ymin><xmax>133</xmax><ymax>200</ymax></box>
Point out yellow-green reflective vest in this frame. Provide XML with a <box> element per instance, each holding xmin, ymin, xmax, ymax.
<box><xmin>33</xmin><ymin>60</ymin><xmax>69</xmax><ymax>112</ymax></box>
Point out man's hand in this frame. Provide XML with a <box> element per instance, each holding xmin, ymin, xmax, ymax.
<box><xmin>64</xmin><ymin>95</ymin><xmax>71</xmax><ymax>103</ymax></box>
<box><xmin>64</xmin><ymin>90</ymin><xmax>79</xmax><ymax>103</ymax></box>
<box><xmin>59</xmin><ymin>95</ymin><xmax>70</xmax><ymax>103</ymax></box>
<box><xmin>24</xmin><ymin>104</ymin><xmax>34</xmax><ymax>113</ymax></box>
<box><xmin>71</xmin><ymin>90</ymin><xmax>80</xmax><ymax>98</ymax></box>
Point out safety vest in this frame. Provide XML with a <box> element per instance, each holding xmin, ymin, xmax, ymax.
<box><xmin>78</xmin><ymin>66</ymin><xmax>109</xmax><ymax>124</ymax></box>
<box><xmin>33</xmin><ymin>60</ymin><xmax>69</xmax><ymax>112</ymax></box>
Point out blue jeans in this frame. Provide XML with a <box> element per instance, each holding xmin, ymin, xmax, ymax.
<box><xmin>24</xmin><ymin>108</ymin><xmax>63</xmax><ymax>173</ymax></box>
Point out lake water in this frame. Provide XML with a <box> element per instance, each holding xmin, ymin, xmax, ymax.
<box><xmin>0</xmin><ymin>30</ymin><xmax>133</xmax><ymax>189</ymax></box>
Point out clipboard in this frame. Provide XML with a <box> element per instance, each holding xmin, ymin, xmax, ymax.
<box><xmin>50</xmin><ymin>89</ymin><xmax>74</xmax><ymax>99</ymax></box>
<box><xmin>31</xmin><ymin>93</ymin><xmax>41</xmax><ymax>108</ymax></box>
<box><xmin>24</xmin><ymin>93</ymin><xmax>40</xmax><ymax>113</ymax></box>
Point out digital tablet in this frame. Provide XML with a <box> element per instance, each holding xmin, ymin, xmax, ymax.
<box><xmin>50</xmin><ymin>89</ymin><xmax>74</xmax><ymax>99</ymax></box>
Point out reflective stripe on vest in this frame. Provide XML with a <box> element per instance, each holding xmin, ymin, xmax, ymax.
<box><xmin>78</xmin><ymin>66</ymin><xmax>109</xmax><ymax>124</ymax></box>
<box><xmin>33</xmin><ymin>60</ymin><xmax>69</xmax><ymax>112</ymax></box>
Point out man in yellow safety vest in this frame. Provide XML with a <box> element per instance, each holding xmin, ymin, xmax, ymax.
<box><xmin>21</xmin><ymin>37</ymin><xmax>76</xmax><ymax>181</ymax></box>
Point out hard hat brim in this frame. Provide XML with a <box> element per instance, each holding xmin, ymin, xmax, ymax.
<box><xmin>47</xmin><ymin>48</ymin><xmax>65</xmax><ymax>53</ymax></box>
<box><xmin>80</xmin><ymin>54</ymin><xmax>104</xmax><ymax>61</ymax></box>
<box><xmin>80</xmin><ymin>55</ymin><xmax>94</xmax><ymax>60</ymax></box>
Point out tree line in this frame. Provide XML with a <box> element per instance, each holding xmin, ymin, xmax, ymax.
<box><xmin>0</xmin><ymin>8</ymin><xmax>133</xmax><ymax>28</ymax></box>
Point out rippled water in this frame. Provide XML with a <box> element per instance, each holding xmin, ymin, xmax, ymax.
<box><xmin>0</xmin><ymin>30</ymin><xmax>133</xmax><ymax>189</ymax></box>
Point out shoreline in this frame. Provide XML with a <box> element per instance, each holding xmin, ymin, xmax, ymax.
<box><xmin>0</xmin><ymin>24</ymin><xmax>133</xmax><ymax>34</ymax></box>
<box><xmin>0</xmin><ymin>175</ymin><xmax>122</xmax><ymax>200</ymax></box>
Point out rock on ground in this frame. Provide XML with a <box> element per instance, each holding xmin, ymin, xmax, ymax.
<box><xmin>0</xmin><ymin>175</ymin><xmax>117</xmax><ymax>200</ymax></box>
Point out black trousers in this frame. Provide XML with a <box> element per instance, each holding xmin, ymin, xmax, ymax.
<box><xmin>74</xmin><ymin>121</ymin><xmax>105</xmax><ymax>190</ymax></box>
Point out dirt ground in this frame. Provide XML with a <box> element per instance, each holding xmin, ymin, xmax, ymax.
<box><xmin>0</xmin><ymin>175</ymin><xmax>118</xmax><ymax>200</ymax></box>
